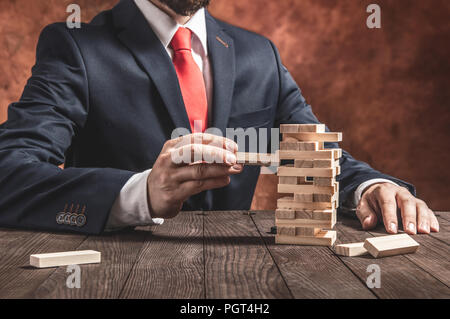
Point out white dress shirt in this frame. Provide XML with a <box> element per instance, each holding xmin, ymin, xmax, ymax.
<box><xmin>105</xmin><ymin>0</ymin><xmax>396</xmax><ymax>230</ymax></box>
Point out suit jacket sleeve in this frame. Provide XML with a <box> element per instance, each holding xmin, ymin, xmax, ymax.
<box><xmin>0</xmin><ymin>24</ymin><xmax>135</xmax><ymax>234</ymax></box>
<box><xmin>268</xmin><ymin>40</ymin><xmax>416</xmax><ymax>211</ymax></box>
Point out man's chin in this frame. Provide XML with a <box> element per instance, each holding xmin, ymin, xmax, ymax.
<box><xmin>158</xmin><ymin>0</ymin><xmax>211</xmax><ymax>16</ymax></box>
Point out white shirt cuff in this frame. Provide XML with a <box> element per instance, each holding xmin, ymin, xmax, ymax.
<box><xmin>353</xmin><ymin>178</ymin><xmax>398</xmax><ymax>207</ymax></box>
<box><xmin>105</xmin><ymin>169</ymin><xmax>164</xmax><ymax>231</ymax></box>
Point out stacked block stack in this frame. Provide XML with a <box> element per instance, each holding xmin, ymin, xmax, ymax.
<box><xmin>275</xmin><ymin>124</ymin><xmax>343</xmax><ymax>246</ymax></box>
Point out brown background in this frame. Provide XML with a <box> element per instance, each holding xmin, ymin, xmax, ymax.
<box><xmin>1</xmin><ymin>0</ymin><xmax>449</xmax><ymax>210</ymax></box>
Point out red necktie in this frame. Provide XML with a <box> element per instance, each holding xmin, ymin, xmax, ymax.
<box><xmin>170</xmin><ymin>27</ymin><xmax>208</xmax><ymax>133</ymax></box>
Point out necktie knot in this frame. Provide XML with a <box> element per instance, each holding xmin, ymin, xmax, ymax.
<box><xmin>170</xmin><ymin>27</ymin><xmax>192</xmax><ymax>52</ymax></box>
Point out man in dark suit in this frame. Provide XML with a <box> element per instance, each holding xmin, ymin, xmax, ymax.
<box><xmin>0</xmin><ymin>0</ymin><xmax>439</xmax><ymax>235</ymax></box>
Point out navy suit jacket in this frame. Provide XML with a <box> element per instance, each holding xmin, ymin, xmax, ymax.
<box><xmin>0</xmin><ymin>0</ymin><xmax>414</xmax><ymax>234</ymax></box>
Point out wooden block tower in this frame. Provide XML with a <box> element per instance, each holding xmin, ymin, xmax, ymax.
<box><xmin>275</xmin><ymin>124</ymin><xmax>342</xmax><ymax>246</ymax></box>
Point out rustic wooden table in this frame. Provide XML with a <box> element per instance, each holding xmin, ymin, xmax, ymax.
<box><xmin>0</xmin><ymin>211</ymin><xmax>448</xmax><ymax>299</ymax></box>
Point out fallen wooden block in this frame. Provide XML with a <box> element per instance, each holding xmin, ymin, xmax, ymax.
<box><xmin>335</xmin><ymin>242</ymin><xmax>369</xmax><ymax>257</ymax></box>
<box><xmin>30</xmin><ymin>250</ymin><xmax>101</xmax><ymax>268</ymax></box>
<box><xmin>275</xmin><ymin>230</ymin><xmax>336</xmax><ymax>246</ymax></box>
<box><xmin>363</xmin><ymin>234</ymin><xmax>419</xmax><ymax>258</ymax></box>
<box><xmin>236</xmin><ymin>152</ymin><xmax>279</xmax><ymax>166</ymax></box>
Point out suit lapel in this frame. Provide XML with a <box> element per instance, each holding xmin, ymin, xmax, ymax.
<box><xmin>112</xmin><ymin>0</ymin><xmax>191</xmax><ymax>131</ymax></box>
<box><xmin>205</xmin><ymin>11</ymin><xmax>236</xmax><ymax>134</ymax></box>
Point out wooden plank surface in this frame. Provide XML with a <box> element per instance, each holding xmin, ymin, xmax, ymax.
<box><xmin>251</xmin><ymin>211</ymin><xmax>376</xmax><ymax>299</ymax></box>
<box><xmin>334</xmin><ymin>218</ymin><xmax>450</xmax><ymax>298</ymax></box>
<box><xmin>119</xmin><ymin>211</ymin><xmax>204</xmax><ymax>298</ymax></box>
<box><xmin>0</xmin><ymin>229</ymin><xmax>86</xmax><ymax>298</ymax></box>
<box><xmin>204</xmin><ymin>211</ymin><xmax>291</xmax><ymax>298</ymax></box>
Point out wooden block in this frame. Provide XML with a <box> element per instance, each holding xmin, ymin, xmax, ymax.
<box><xmin>336</xmin><ymin>165</ymin><xmax>341</xmax><ymax>175</ymax></box>
<box><xmin>293</xmin><ymin>193</ymin><xmax>313</xmax><ymax>202</ymax></box>
<box><xmin>275</xmin><ymin>209</ymin><xmax>296</xmax><ymax>219</ymax></box>
<box><xmin>283</xmin><ymin>132</ymin><xmax>342</xmax><ymax>142</ymax></box>
<box><xmin>295</xmin><ymin>210</ymin><xmax>314</xmax><ymax>219</ymax></box>
<box><xmin>318</xmin><ymin>142</ymin><xmax>325</xmax><ymax>150</ymax></box>
<box><xmin>314</xmin><ymin>159</ymin><xmax>333</xmax><ymax>168</ymax></box>
<box><xmin>280</xmin><ymin>124</ymin><xmax>325</xmax><ymax>133</ymax></box>
<box><xmin>277</xmin><ymin>226</ymin><xmax>321</xmax><ymax>237</ymax></box>
<box><xmin>236</xmin><ymin>152</ymin><xmax>279</xmax><ymax>166</ymax></box>
<box><xmin>298</xmin><ymin>142</ymin><xmax>319</xmax><ymax>151</ymax></box>
<box><xmin>278</xmin><ymin>196</ymin><xmax>336</xmax><ymax>210</ymax></box>
<box><xmin>280</xmin><ymin>124</ymin><xmax>301</xmax><ymax>133</ymax></box>
<box><xmin>278</xmin><ymin>166</ymin><xmax>336</xmax><ymax>178</ymax></box>
<box><xmin>335</xmin><ymin>243</ymin><xmax>369</xmax><ymax>257</ymax></box>
<box><xmin>275</xmin><ymin>230</ymin><xmax>336</xmax><ymax>246</ymax></box>
<box><xmin>30</xmin><ymin>250</ymin><xmax>101</xmax><ymax>268</ymax></box>
<box><xmin>279</xmin><ymin>176</ymin><xmax>298</xmax><ymax>185</ymax></box>
<box><xmin>363</xmin><ymin>234</ymin><xmax>419</xmax><ymax>258</ymax></box>
<box><xmin>333</xmin><ymin>149</ymin><xmax>342</xmax><ymax>158</ymax></box>
<box><xmin>314</xmin><ymin>177</ymin><xmax>335</xmax><ymax>187</ymax></box>
<box><xmin>280</xmin><ymin>141</ymin><xmax>299</xmax><ymax>151</ymax></box>
<box><xmin>313</xmin><ymin>193</ymin><xmax>337</xmax><ymax>203</ymax></box>
<box><xmin>277</xmin><ymin>226</ymin><xmax>296</xmax><ymax>236</ymax></box>
<box><xmin>277</xmin><ymin>184</ymin><xmax>335</xmax><ymax>195</ymax></box>
<box><xmin>278</xmin><ymin>150</ymin><xmax>335</xmax><ymax>160</ymax></box>
<box><xmin>276</xmin><ymin>218</ymin><xmax>335</xmax><ymax>229</ymax></box>
<box><xmin>312</xmin><ymin>209</ymin><xmax>336</xmax><ymax>221</ymax></box>
<box><xmin>294</xmin><ymin>159</ymin><xmax>314</xmax><ymax>168</ymax></box>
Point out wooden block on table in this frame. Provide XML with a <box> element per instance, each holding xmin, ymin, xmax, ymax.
<box><xmin>277</xmin><ymin>184</ymin><xmax>335</xmax><ymax>195</ymax></box>
<box><xmin>293</xmin><ymin>193</ymin><xmax>313</xmax><ymax>202</ymax></box>
<box><xmin>30</xmin><ymin>250</ymin><xmax>101</xmax><ymax>268</ymax></box>
<box><xmin>335</xmin><ymin>242</ymin><xmax>369</xmax><ymax>257</ymax></box>
<box><xmin>236</xmin><ymin>152</ymin><xmax>279</xmax><ymax>166</ymax></box>
<box><xmin>278</xmin><ymin>150</ymin><xmax>335</xmax><ymax>160</ymax></box>
<box><xmin>277</xmin><ymin>226</ymin><xmax>321</xmax><ymax>237</ymax></box>
<box><xmin>278</xmin><ymin>166</ymin><xmax>336</xmax><ymax>178</ymax></box>
<box><xmin>276</xmin><ymin>230</ymin><xmax>336</xmax><ymax>246</ymax></box>
<box><xmin>279</xmin><ymin>176</ymin><xmax>298</xmax><ymax>185</ymax></box>
<box><xmin>280</xmin><ymin>124</ymin><xmax>325</xmax><ymax>133</ymax></box>
<box><xmin>294</xmin><ymin>159</ymin><xmax>314</xmax><ymax>168</ymax></box>
<box><xmin>283</xmin><ymin>132</ymin><xmax>342</xmax><ymax>142</ymax></box>
<box><xmin>363</xmin><ymin>234</ymin><xmax>419</xmax><ymax>258</ymax></box>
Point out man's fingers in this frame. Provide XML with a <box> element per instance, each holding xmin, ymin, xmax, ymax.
<box><xmin>396</xmin><ymin>190</ymin><xmax>417</xmax><ymax>234</ymax></box>
<box><xmin>356</xmin><ymin>196</ymin><xmax>378</xmax><ymax>230</ymax></box>
<box><xmin>178</xmin><ymin>176</ymin><xmax>231</xmax><ymax>200</ymax></box>
<box><xmin>430</xmin><ymin>210</ymin><xmax>440</xmax><ymax>232</ymax></box>
<box><xmin>170</xmin><ymin>144</ymin><xmax>238</xmax><ymax>165</ymax></box>
<box><xmin>416</xmin><ymin>200</ymin><xmax>431</xmax><ymax>234</ymax></box>
<box><xmin>167</xmin><ymin>133</ymin><xmax>238</xmax><ymax>153</ymax></box>
<box><xmin>173</xmin><ymin>163</ymin><xmax>243</xmax><ymax>182</ymax></box>
<box><xmin>374</xmin><ymin>187</ymin><xmax>398</xmax><ymax>234</ymax></box>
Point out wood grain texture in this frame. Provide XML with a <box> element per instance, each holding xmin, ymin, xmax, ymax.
<box><xmin>119</xmin><ymin>212</ymin><xmax>204</xmax><ymax>299</ymax></box>
<box><xmin>33</xmin><ymin>230</ymin><xmax>147</xmax><ymax>299</ymax></box>
<box><xmin>334</xmin><ymin>218</ymin><xmax>450</xmax><ymax>298</ymax></box>
<box><xmin>252</xmin><ymin>211</ymin><xmax>375</xmax><ymax>299</ymax></box>
<box><xmin>0</xmin><ymin>229</ymin><xmax>86</xmax><ymax>298</ymax></box>
<box><xmin>204</xmin><ymin>211</ymin><xmax>291</xmax><ymax>299</ymax></box>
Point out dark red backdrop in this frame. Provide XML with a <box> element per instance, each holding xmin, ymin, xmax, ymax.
<box><xmin>1</xmin><ymin>0</ymin><xmax>449</xmax><ymax>210</ymax></box>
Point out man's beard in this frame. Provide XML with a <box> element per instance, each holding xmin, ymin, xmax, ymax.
<box><xmin>158</xmin><ymin>0</ymin><xmax>211</xmax><ymax>16</ymax></box>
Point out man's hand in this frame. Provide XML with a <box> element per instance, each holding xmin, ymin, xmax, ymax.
<box><xmin>356</xmin><ymin>183</ymin><xmax>439</xmax><ymax>234</ymax></box>
<box><xmin>147</xmin><ymin>133</ymin><xmax>243</xmax><ymax>219</ymax></box>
